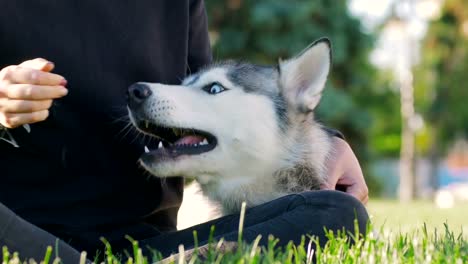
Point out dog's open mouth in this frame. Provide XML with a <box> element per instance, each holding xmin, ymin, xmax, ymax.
<box><xmin>137</xmin><ymin>120</ymin><xmax>217</xmax><ymax>159</ymax></box>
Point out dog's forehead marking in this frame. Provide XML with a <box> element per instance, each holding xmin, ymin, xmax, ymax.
<box><xmin>223</xmin><ymin>63</ymin><xmax>290</xmax><ymax>132</ymax></box>
<box><xmin>226</xmin><ymin>63</ymin><xmax>279</xmax><ymax>95</ymax></box>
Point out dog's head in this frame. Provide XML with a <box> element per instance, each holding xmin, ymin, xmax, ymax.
<box><xmin>127</xmin><ymin>38</ymin><xmax>331</xmax><ymax>182</ymax></box>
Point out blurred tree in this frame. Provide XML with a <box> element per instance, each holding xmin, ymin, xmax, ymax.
<box><xmin>414</xmin><ymin>0</ymin><xmax>468</xmax><ymax>193</ymax></box>
<box><xmin>204</xmin><ymin>0</ymin><xmax>401</xmax><ymax>195</ymax></box>
<box><xmin>416</xmin><ymin>0</ymin><xmax>468</xmax><ymax>151</ymax></box>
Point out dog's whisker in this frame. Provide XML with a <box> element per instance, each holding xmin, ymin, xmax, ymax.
<box><xmin>111</xmin><ymin>115</ymin><xmax>131</xmax><ymax>124</ymax></box>
<box><xmin>116</xmin><ymin>121</ymin><xmax>132</xmax><ymax>134</ymax></box>
<box><xmin>143</xmin><ymin>133</ymin><xmax>152</xmax><ymax>145</ymax></box>
<box><xmin>115</xmin><ymin>122</ymin><xmax>134</xmax><ymax>140</ymax></box>
<box><xmin>130</xmin><ymin>132</ymin><xmax>144</xmax><ymax>145</ymax></box>
<box><xmin>176</xmin><ymin>76</ymin><xmax>184</xmax><ymax>84</ymax></box>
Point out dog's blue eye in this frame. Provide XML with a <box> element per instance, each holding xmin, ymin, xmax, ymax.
<box><xmin>203</xmin><ymin>83</ymin><xmax>226</xmax><ymax>95</ymax></box>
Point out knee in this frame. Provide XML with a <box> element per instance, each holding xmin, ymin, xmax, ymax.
<box><xmin>286</xmin><ymin>190</ymin><xmax>370</xmax><ymax>228</ymax></box>
<box><xmin>287</xmin><ymin>190</ymin><xmax>364</xmax><ymax>207</ymax></box>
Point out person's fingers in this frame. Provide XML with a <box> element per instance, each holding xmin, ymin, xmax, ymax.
<box><xmin>0</xmin><ymin>110</ymin><xmax>49</xmax><ymax>128</ymax></box>
<box><xmin>345</xmin><ymin>150</ymin><xmax>368</xmax><ymax>203</ymax></box>
<box><xmin>0</xmin><ymin>59</ymin><xmax>64</xmax><ymax>128</ymax></box>
<box><xmin>18</xmin><ymin>58</ymin><xmax>55</xmax><ymax>72</ymax></box>
<box><xmin>1</xmin><ymin>67</ymin><xmax>66</xmax><ymax>86</ymax></box>
<box><xmin>0</xmin><ymin>98</ymin><xmax>53</xmax><ymax>113</ymax></box>
<box><xmin>320</xmin><ymin>183</ymin><xmax>333</xmax><ymax>190</ymax></box>
<box><xmin>321</xmin><ymin>136</ymin><xmax>369</xmax><ymax>204</ymax></box>
<box><xmin>333</xmin><ymin>166</ymin><xmax>369</xmax><ymax>203</ymax></box>
<box><xmin>343</xmin><ymin>177</ymin><xmax>369</xmax><ymax>204</ymax></box>
<box><xmin>362</xmin><ymin>195</ymin><xmax>369</xmax><ymax>205</ymax></box>
<box><xmin>2</xmin><ymin>84</ymin><xmax>68</xmax><ymax>100</ymax></box>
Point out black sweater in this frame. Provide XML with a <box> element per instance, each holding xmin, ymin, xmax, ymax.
<box><xmin>0</xmin><ymin>0</ymin><xmax>211</xmax><ymax>252</ymax></box>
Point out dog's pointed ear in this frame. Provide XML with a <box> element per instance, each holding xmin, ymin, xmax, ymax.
<box><xmin>279</xmin><ymin>38</ymin><xmax>331</xmax><ymax>113</ymax></box>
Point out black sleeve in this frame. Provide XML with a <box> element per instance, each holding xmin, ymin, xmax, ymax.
<box><xmin>187</xmin><ymin>0</ymin><xmax>212</xmax><ymax>73</ymax></box>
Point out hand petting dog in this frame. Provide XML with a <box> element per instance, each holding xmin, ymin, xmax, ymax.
<box><xmin>322</xmin><ymin>137</ymin><xmax>369</xmax><ymax>204</ymax></box>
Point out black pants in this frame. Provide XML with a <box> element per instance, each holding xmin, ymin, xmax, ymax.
<box><xmin>0</xmin><ymin>191</ymin><xmax>369</xmax><ymax>262</ymax></box>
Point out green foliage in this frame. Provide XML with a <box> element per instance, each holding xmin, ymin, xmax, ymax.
<box><xmin>205</xmin><ymin>0</ymin><xmax>404</xmax><ymax>195</ymax></box>
<box><xmin>415</xmin><ymin>0</ymin><xmax>468</xmax><ymax>153</ymax></box>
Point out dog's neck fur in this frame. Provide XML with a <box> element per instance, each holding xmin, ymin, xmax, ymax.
<box><xmin>197</xmin><ymin>116</ymin><xmax>332</xmax><ymax>214</ymax></box>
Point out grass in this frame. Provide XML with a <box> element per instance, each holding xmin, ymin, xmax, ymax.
<box><xmin>367</xmin><ymin>199</ymin><xmax>468</xmax><ymax>235</ymax></box>
<box><xmin>2</xmin><ymin>200</ymin><xmax>467</xmax><ymax>264</ymax></box>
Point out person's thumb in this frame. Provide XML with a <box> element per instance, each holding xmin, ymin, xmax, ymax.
<box><xmin>19</xmin><ymin>58</ymin><xmax>55</xmax><ymax>72</ymax></box>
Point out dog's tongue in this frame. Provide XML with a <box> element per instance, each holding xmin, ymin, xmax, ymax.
<box><xmin>175</xmin><ymin>135</ymin><xmax>205</xmax><ymax>145</ymax></box>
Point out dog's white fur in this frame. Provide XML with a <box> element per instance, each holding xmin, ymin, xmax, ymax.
<box><xmin>129</xmin><ymin>39</ymin><xmax>334</xmax><ymax>214</ymax></box>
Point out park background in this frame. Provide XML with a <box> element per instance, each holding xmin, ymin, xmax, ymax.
<box><xmin>177</xmin><ymin>0</ymin><xmax>468</xmax><ymax>235</ymax></box>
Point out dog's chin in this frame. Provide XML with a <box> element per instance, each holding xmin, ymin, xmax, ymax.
<box><xmin>139</xmin><ymin>152</ymin><xmax>211</xmax><ymax>179</ymax></box>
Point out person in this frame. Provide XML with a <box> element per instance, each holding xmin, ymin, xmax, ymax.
<box><xmin>0</xmin><ymin>0</ymin><xmax>369</xmax><ymax>262</ymax></box>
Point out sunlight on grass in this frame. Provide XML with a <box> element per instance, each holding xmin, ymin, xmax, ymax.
<box><xmin>367</xmin><ymin>199</ymin><xmax>468</xmax><ymax>235</ymax></box>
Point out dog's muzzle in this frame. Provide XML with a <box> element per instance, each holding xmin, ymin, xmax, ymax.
<box><xmin>127</xmin><ymin>82</ymin><xmax>152</xmax><ymax>109</ymax></box>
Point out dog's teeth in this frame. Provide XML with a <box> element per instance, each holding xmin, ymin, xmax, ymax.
<box><xmin>145</xmin><ymin>121</ymin><xmax>149</xmax><ymax>128</ymax></box>
<box><xmin>158</xmin><ymin>142</ymin><xmax>163</xmax><ymax>149</ymax></box>
<box><xmin>201</xmin><ymin>139</ymin><xmax>208</xmax><ymax>145</ymax></box>
<box><xmin>144</xmin><ymin>146</ymin><xmax>150</xmax><ymax>153</ymax></box>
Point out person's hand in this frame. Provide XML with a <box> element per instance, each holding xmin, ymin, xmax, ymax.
<box><xmin>322</xmin><ymin>137</ymin><xmax>369</xmax><ymax>204</ymax></box>
<box><xmin>0</xmin><ymin>58</ymin><xmax>68</xmax><ymax>128</ymax></box>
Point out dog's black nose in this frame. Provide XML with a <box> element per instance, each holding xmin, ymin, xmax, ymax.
<box><xmin>127</xmin><ymin>83</ymin><xmax>152</xmax><ymax>108</ymax></box>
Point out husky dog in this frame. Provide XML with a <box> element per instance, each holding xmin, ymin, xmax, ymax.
<box><xmin>127</xmin><ymin>38</ymin><xmax>334</xmax><ymax>214</ymax></box>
